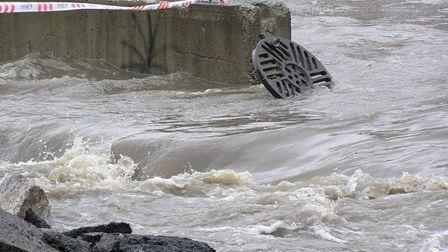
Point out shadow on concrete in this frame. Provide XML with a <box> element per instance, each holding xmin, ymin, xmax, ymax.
<box><xmin>120</xmin><ymin>13</ymin><xmax>158</xmax><ymax>74</ymax></box>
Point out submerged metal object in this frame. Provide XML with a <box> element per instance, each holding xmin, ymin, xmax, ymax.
<box><xmin>252</xmin><ymin>36</ymin><xmax>333</xmax><ymax>99</ymax></box>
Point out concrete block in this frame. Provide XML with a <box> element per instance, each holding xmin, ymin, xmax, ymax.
<box><xmin>0</xmin><ymin>3</ymin><xmax>291</xmax><ymax>84</ymax></box>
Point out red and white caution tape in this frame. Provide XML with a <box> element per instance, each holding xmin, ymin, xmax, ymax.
<box><xmin>0</xmin><ymin>0</ymin><xmax>226</xmax><ymax>14</ymax></box>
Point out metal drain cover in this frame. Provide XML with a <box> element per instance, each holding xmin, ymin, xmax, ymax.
<box><xmin>252</xmin><ymin>36</ymin><xmax>333</xmax><ymax>99</ymax></box>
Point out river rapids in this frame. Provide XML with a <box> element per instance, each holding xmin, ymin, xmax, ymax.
<box><xmin>1</xmin><ymin>0</ymin><xmax>447</xmax><ymax>251</ymax></box>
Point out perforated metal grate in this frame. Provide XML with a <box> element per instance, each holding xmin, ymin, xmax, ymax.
<box><xmin>252</xmin><ymin>36</ymin><xmax>333</xmax><ymax>99</ymax></box>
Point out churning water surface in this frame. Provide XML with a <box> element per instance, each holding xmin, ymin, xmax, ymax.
<box><xmin>1</xmin><ymin>0</ymin><xmax>448</xmax><ymax>251</ymax></box>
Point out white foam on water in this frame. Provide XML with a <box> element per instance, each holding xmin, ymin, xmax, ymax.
<box><xmin>0</xmin><ymin>139</ymin><xmax>447</xmax><ymax>249</ymax></box>
<box><xmin>139</xmin><ymin>169</ymin><xmax>253</xmax><ymax>196</ymax></box>
<box><xmin>0</xmin><ymin>138</ymin><xmax>137</xmax><ymax>197</ymax></box>
<box><xmin>311</xmin><ymin>223</ymin><xmax>348</xmax><ymax>244</ymax></box>
<box><xmin>253</xmin><ymin>221</ymin><xmax>295</xmax><ymax>235</ymax></box>
<box><xmin>0</xmin><ymin>54</ymin><xmax>75</xmax><ymax>80</ymax></box>
<box><xmin>420</xmin><ymin>230</ymin><xmax>448</xmax><ymax>252</ymax></box>
<box><xmin>406</xmin><ymin>0</ymin><xmax>446</xmax><ymax>4</ymax></box>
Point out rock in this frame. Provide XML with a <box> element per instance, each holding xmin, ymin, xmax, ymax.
<box><xmin>41</xmin><ymin>230</ymin><xmax>91</xmax><ymax>252</ymax></box>
<box><xmin>0</xmin><ymin>175</ymin><xmax>50</xmax><ymax>219</ymax></box>
<box><xmin>64</xmin><ymin>222</ymin><xmax>132</xmax><ymax>238</ymax></box>
<box><xmin>62</xmin><ymin>222</ymin><xmax>216</xmax><ymax>251</ymax></box>
<box><xmin>1</xmin><ymin>208</ymin><xmax>215</xmax><ymax>252</ymax></box>
<box><xmin>25</xmin><ymin>208</ymin><xmax>51</xmax><ymax>229</ymax></box>
<box><xmin>91</xmin><ymin>233</ymin><xmax>216</xmax><ymax>252</ymax></box>
<box><xmin>0</xmin><ymin>209</ymin><xmax>90</xmax><ymax>252</ymax></box>
<box><xmin>80</xmin><ymin>232</ymin><xmax>105</xmax><ymax>245</ymax></box>
<box><xmin>0</xmin><ymin>209</ymin><xmax>57</xmax><ymax>252</ymax></box>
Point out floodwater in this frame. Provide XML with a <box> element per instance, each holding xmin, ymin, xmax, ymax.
<box><xmin>1</xmin><ymin>0</ymin><xmax>447</xmax><ymax>251</ymax></box>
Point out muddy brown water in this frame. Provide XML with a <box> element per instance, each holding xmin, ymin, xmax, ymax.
<box><xmin>1</xmin><ymin>0</ymin><xmax>448</xmax><ymax>251</ymax></box>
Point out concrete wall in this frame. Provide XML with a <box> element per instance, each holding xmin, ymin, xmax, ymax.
<box><xmin>0</xmin><ymin>3</ymin><xmax>290</xmax><ymax>84</ymax></box>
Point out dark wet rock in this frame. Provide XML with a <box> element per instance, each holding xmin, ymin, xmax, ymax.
<box><xmin>91</xmin><ymin>233</ymin><xmax>216</xmax><ymax>252</ymax></box>
<box><xmin>42</xmin><ymin>230</ymin><xmax>91</xmax><ymax>252</ymax></box>
<box><xmin>80</xmin><ymin>233</ymin><xmax>105</xmax><ymax>246</ymax></box>
<box><xmin>25</xmin><ymin>208</ymin><xmax>51</xmax><ymax>229</ymax></box>
<box><xmin>68</xmin><ymin>223</ymin><xmax>215</xmax><ymax>251</ymax></box>
<box><xmin>64</xmin><ymin>222</ymin><xmax>132</xmax><ymax>238</ymax></box>
<box><xmin>0</xmin><ymin>209</ymin><xmax>56</xmax><ymax>252</ymax></box>
<box><xmin>0</xmin><ymin>174</ymin><xmax>50</xmax><ymax>219</ymax></box>
<box><xmin>1</xmin><ymin>209</ymin><xmax>215</xmax><ymax>252</ymax></box>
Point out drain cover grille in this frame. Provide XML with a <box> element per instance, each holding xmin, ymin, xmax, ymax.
<box><xmin>252</xmin><ymin>36</ymin><xmax>333</xmax><ymax>99</ymax></box>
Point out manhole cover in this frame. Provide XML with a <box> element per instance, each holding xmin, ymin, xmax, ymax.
<box><xmin>252</xmin><ymin>36</ymin><xmax>333</xmax><ymax>99</ymax></box>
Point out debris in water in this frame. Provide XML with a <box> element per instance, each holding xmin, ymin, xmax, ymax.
<box><xmin>252</xmin><ymin>35</ymin><xmax>333</xmax><ymax>99</ymax></box>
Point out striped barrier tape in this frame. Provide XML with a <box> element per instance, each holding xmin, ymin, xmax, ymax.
<box><xmin>0</xmin><ymin>0</ymin><xmax>227</xmax><ymax>13</ymax></box>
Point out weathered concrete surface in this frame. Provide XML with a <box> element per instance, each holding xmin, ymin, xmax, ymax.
<box><xmin>0</xmin><ymin>11</ymin><xmax>153</xmax><ymax>73</ymax></box>
<box><xmin>0</xmin><ymin>3</ymin><xmax>291</xmax><ymax>84</ymax></box>
<box><xmin>254</xmin><ymin>2</ymin><xmax>291</xmax><ymax>39</ymax></box>
<box><xmin>0</xmin><ymin>175</ymin><xmax>50</xmax><ymax>219</ymax></box>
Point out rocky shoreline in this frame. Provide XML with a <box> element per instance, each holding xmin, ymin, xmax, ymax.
<box><xmin>0</xmin><ymin>175</ymin><xmax>215</xmax><ymax>252</ymax></box>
